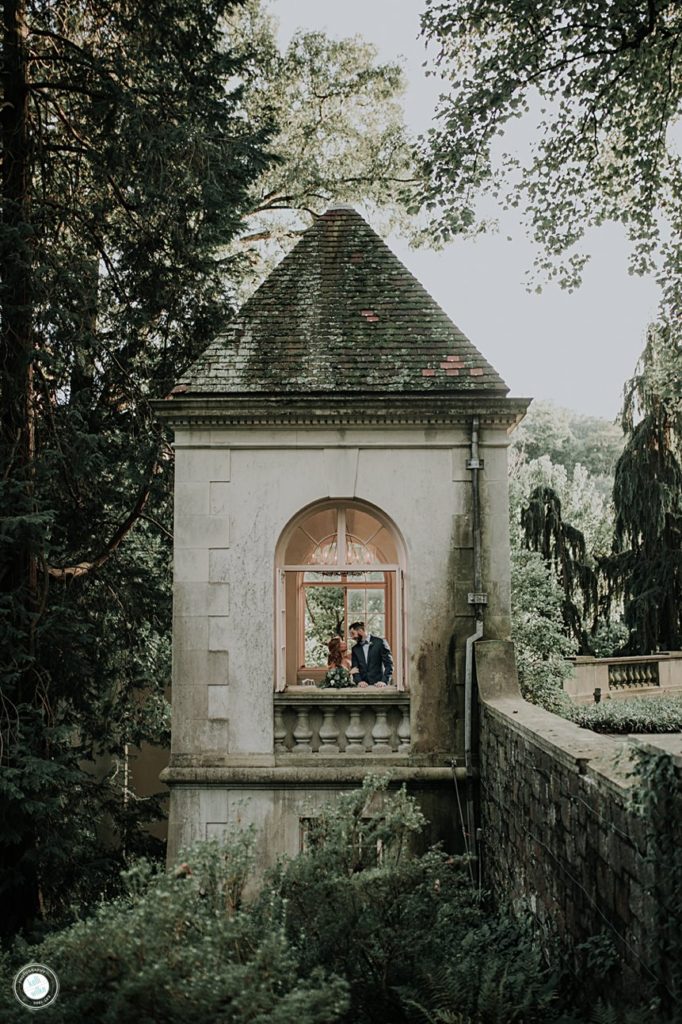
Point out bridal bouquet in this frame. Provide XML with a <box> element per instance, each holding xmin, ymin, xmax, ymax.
<box><xmin>319</xmin><ymin>667</ymin><xmax>356</xmax><ymax>689</ymax></box>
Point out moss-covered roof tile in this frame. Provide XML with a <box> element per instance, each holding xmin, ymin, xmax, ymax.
<box><xmin>177</xmin><ymin>206</ymin><xmax>507</xmax><ymax>394</ymax></box>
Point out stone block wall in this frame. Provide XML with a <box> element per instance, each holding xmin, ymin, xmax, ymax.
<box><xmin>475</xmin><ymin>640</ymin><xmax>682</xmax><ymax>1007</ymax></box>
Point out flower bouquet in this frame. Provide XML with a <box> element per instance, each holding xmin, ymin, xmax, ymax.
<box><xmin>318</xmin><ymin>667</ymin><xmax>357</xmax><ymax>689</ymax></box>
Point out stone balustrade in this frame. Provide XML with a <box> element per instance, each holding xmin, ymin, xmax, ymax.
<box><xmin>274</xmin><ymin>690</ymin><xmax>410</xmax><ymax>756</ymax></box>
<box><xmin>564</xmin><ymin>651</ymin><xmax>682</xmax><ymax>703</ymax></box>
<box><xmin>607</xmin><ymin>659</ymin><xmax>659</xmax><ymax>688</ymax></box>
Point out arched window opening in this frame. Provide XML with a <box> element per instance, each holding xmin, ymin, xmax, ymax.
<box><xmin>276</xmin><ymin>502</ymin><xmax>405</xmax><ymax>691</ymax></box>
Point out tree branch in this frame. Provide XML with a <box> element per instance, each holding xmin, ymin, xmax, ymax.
<box><xmin>46</xmin><ymin>468</ymin><xmax>156</xmax><ymax>580</ymax></box>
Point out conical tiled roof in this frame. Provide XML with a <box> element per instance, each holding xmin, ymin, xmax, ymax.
<box><xmin>177</xmin><ymin>206</ymin><xmax>508</xmax><ymax>395</ymax></box>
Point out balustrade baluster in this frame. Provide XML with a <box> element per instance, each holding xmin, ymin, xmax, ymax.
<box><xmin>319</xmin><ymin>707</ymin><xmax>340</xmax><ymax>753</ymax></box>
<box><xmin>372</xmin><ymin>707</ymin><xmax>391</xmax><ymax>753</ymax></box>
<box><xmin>346</xmin><ymin>708</ymin><xmax>365</xmax><ymax>751</ymax></box>
<box><xmin>274</xmin><ymin>707</ymin><xmax>287</xmax><ymax>753</ymax></box>
<box><xmin>397</xmin><ymin>707</ymin><xmax>411</xmax><ymax>754</ymax></box>
<box><xmin>292</xmin><ymin>708</ymin><xmax>313</xmax><ymax>753</ymax></box>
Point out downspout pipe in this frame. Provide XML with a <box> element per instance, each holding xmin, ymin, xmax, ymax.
<box><xmin>464</xmin><ymin>416</ymin><xmax>487</xmax><ymax>851</ymax></box>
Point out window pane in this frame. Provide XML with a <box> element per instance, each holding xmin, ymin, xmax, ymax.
<box><xmin>304</xmin><ymin>586</ymin><xmax>344</xmax><ymax>666</ymax></box>
<box><xmin>285</xmin><ymin>508</ymin><xmax>337</xmax><ymax>563</ymax></box>
<box><xmin>303</xmin><ymin>571</ymin><xmax>342</xmax><ymax>582</ymax></box>
<box><xmin>348</xmin><ymin>588</ymin><xmax>385</xmax><ymax>638</ymax></box>
<box><xmin>345</xmin><ymin>509</ymin><xmax>398</xmax><ymax>562</ymax></box>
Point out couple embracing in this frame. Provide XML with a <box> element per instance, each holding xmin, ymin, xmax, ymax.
<box><xmin>327</xmin><ymin>621</ymin><xmax>394</xmax><ymax>687</ymax></box>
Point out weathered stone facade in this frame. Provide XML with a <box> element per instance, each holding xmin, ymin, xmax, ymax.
<box><xmin>155</xmin><ymin>206</ymin><xmax>528</xmax><ymax>871</ymax></box>
<box><xmin>476</xmin><ymin>640</ymin><xmax>682</xmax><ymax>1005</ymax></box>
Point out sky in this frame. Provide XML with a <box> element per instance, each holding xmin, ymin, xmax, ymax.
<box><xmin>270</xmin><ymin>0</ymin><xmax>662</xmax><ymax>420</ymax></box>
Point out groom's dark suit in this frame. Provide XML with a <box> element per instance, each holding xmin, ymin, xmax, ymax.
<box><xmin>352</xmin><ymin>634</ymin><xmax>394</xmax><ymax>684</ymax></box>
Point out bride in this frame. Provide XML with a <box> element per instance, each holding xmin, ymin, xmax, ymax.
<box><xmin>327</xmin><ymin>636</ymin><xmax>356</xmax><ymax>674</ymax></box>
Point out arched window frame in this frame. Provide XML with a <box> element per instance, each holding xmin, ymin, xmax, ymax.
<box><xmin>275</xmin><ymin>500</ymin><xmax>406</xmax><ymax>692</ymax></box>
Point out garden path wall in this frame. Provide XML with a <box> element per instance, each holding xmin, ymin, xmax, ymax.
<box><xmin>475</xmin><ymin>640</ymin><xmax>682</xmax><ymax>1007</ymax></box>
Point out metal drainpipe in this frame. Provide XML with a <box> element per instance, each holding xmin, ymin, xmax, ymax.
<box><xmin>464</xmin><ymin>416</ymin><xmax>487</xmax><ymax>853</ymax></box>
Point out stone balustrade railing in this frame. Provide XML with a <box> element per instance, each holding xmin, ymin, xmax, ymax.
<box><xmin>274</xmin><ymin>690</ymin><xmax>410</xmax><ymax>756</ymax></box>
<box><xmin>608</xmin><ymin>660</ymin><xmax>659</xmax><ymax>689</ymax></box>
<box><xmin>564</xmin><ymin>651</ymin><xmax>682</xmax><ymax>704</ymax></box>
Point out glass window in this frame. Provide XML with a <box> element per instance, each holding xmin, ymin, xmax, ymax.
<box><xmin>279</xmin><ymin>502</ymin><xmax>403</xmax><ymax>687</ymax></box>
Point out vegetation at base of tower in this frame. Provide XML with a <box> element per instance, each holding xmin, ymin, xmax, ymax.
<box><xmin>0</xmin><ymin>776</ymin><xmax>673</xmax><ymax>1024</ymax></box>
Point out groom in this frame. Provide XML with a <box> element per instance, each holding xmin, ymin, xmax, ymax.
<box><xmin>349</xmin><ymin>621</ymin><xmax>394</xmax><ymax>687</ymax></box>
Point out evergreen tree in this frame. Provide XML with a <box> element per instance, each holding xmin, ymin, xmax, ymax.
<box><xmin>0</xmin><ymin>0</ymin><xmax>272</xmax><ymax>935</ymax></box>
<box><xmin>520</xmin><ymin>486</ymin><xmax>599</xmax><ymax>652</ymax></box>
<box><xmin>604</xmin><ymin>327</ymin><xmax>682</xmax><ymax>653</ymax></box>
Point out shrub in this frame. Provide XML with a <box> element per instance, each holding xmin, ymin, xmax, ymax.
<box><xmin>257</xmin><ymin>775</ymin><xmax>562</xmax><ymax>1024</ymax></box>
<box><xmin>0</xmin><ymin>831</ymin><xmax>347</xmax><ymax>1024</ymax></box>
<box><xmin>571</xmin><ymin>695</ymin><xmax>682</xmax><ymax>734</ymax></box>
<box><xmin>1</xmin><ymin>775</ymin><xmax>673</xmax><ymax>1024</ymax></box>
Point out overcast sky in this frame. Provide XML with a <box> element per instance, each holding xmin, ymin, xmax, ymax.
<box><xmin>270</xmin><ymin>0</ymin><xmax>661</xmax><ymax>420</ymax></box>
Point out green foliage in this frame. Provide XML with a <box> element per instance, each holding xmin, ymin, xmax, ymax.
<box><xmin>319</xmin><ymin>667</ymin><xmax>356</xmax><ymax>689</ymax></box>
<box><xmin>305</xmin><ymin>586</ymin><xmax>346</xmax><ymax>665</ymax></box>
<box><xmin>510</xmin><ymin>547</ymin><xmax>577</xmax><ymax>713</ymax></box>
<box><xmin>225</xmin><ymin>0</ymin><xmax>420</xmax><ymax>296</ymax></box>
<box><xmin>630</xmin><ymin>748</ymin><xmax>682</xmax><ymax>1019</ymax></box>
<box><xmin>0</xmin><ymin>775</ymin><xmax>671</xmax><ymax>1023</ymax></box>
<box><xmin>604</xmin><ymin>328</ymin><xmax>682</xmax><ymax>653</ymax></box>
<box><xmin>521</xmin><ymin>485</ymin><xmax>599</xmax><ymax>651</ymax></box>
<box><xmin>514</xmin><ymin>403</ymin><xmax>623</xmax><ymax>487</ymax></box>
<box><xmin>573</xmin><ymin>695</ymin><xmax>682</xmax><ymax>734</ymax></box>
<box><xmin>260</xmin><ymin>776</ymin><xmax>562</xmax><ymax>1024</ymax></box>
<box><xmin>0</xmin><ymin>832</ymin><xmax>348</xmax><ymax>1024</ymax></box>
<box><xmin>0</xmin><ymin>0</ymin><xmax>272</xmax><ymax>935</ymax></box>
<box><xmin>419</xmin><ymin>0</ymin><xmax>682</xmax><ymax>311</ymax></box>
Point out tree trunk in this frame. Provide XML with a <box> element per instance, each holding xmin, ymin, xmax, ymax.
<box><xmin>1</xmin><ymin>0</ymin><xmax>40</xmax><ymax>935</ymax></box>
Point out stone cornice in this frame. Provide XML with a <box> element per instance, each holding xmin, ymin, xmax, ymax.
<box><xmin>161</xmin><ymin>764</ymin><xmax>465</xmax><ymax>786</ymax></box>
<box><xmin>152</xmin><ymin>393</ymin><xmax>531</xmax><ymax>430</ymax></box>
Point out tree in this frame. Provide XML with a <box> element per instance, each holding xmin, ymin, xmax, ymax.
<box><xmin>604</xmin><ymin>326</ymin><xmax>682</xmax><ymax>652</ymax></box>
<box><xmin>520</xmin><ymin>485</ymin><xmax>599</xmax><ymax>651</ymax></box>
<box><xmin>226</xmin><ymin>1</ymin><xmax>420</xmax><ymax>295</ymax></box>
<box><xmin>0</xmin><ymin>0</ymin><xmax>272</xmax><ymax>935</ymax></box>
<box><xmin>514</xmin><ymin>401</ymin><xmax>623</xmax><ymax>486</ymax></box>
<box><xmin>508</xmin><ymin>411</ymin><xmax>625</xmax><ymax>662</ymax></box>
<box><xmin>418</xmin><ymin>0</ymin><xmax>682</xmax><ymax>321</ymax></box>
<box><xmin>510</xmin><ymin>547</ymin><xmax>577</xmax><ymax>712</ymax></box>
<box><xmin>0</xmin><ymin>0</ymin><xmax>423</xmax><ymax>936</ymax></box>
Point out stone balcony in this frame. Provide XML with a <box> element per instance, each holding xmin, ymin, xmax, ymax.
<box><xmin>274</xmin><ymin>689</ymin><xmax>410</xmax><ymax>757</ymax></box>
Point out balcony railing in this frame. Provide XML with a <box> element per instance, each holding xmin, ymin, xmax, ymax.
<box><xmin>274</xmin><ymin>689</ymin><xmax>410</xmax><ymax>756</ymax></box>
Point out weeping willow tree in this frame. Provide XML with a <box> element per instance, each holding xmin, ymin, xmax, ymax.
<box><xmin>520</xmin><ymin>486</ymin><xmax>599</xmax><ymax>653</ymax></box>
<box><xmin>604</xmin><ymin>328</ymin><xmax>682</xmax><ymax>654</ymax></box>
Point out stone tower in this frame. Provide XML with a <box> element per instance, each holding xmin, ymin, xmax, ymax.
<box><xmin>156</xmin><ymin>205</ymin><xmax>528</xmax><ymax>869</ymax></box>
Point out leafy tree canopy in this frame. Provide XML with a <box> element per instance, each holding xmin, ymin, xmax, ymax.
<box><xmin>419</xmin><ymin>0</ymin><xmax>682</xmax><ymax>316</ymax></box>
<box><xmin>226</xmin><ymin>0</ymin><xmax>420</xmax><ymax>294</ymax></box>
<box><xmin>513</xmin><ymin>401</ymin><xmax>623</xmax><ymax>484</ymax></box>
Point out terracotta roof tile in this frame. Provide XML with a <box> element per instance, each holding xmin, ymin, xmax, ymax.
<box><xmin>178</xmin><ymin>207</ymin><xmax>507</xmax><ymax>394</ymax></box>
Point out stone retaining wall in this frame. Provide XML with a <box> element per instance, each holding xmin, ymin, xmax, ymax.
<box><xmin>475</xmin><ymin>640</ymin><xmax>682</xmax><ymax>1007</ymax></box>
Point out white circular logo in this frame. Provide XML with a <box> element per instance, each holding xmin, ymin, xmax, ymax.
<box><xmin>13</xmin><ymin>964</ymin><xmax>59</xmax><ymax>1010</ymax></box>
